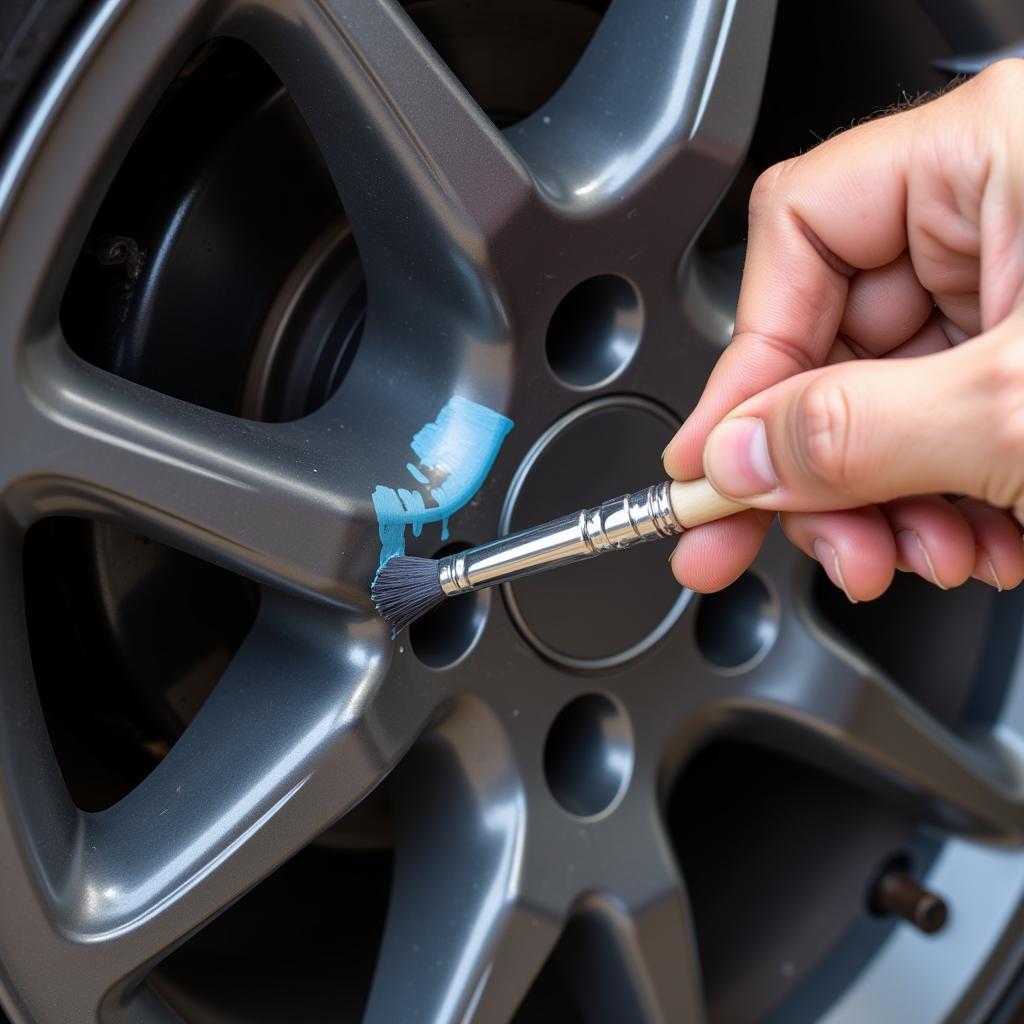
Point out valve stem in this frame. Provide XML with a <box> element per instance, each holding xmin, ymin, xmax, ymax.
<box><xmin>869</xmin><ymin>861</ymin><xmax>948</xmax><ymax>935</ymax></box>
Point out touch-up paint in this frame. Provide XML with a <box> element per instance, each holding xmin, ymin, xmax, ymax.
<box><xmin>372</xmin><ymin>396</ymin><xmax>514</xmax><ymax>568</ymax></box>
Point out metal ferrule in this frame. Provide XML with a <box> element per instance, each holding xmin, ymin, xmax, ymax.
<box><xmin>437</xmin><ymin>481</ymin><xmax>684</xmax><ymax>596</ymax></box>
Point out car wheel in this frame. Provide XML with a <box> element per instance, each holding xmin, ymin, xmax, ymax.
<box><xmin>3</xmin><ymin>1</ymin><xmax>1024</xmax><ymax>1022</ymax></box>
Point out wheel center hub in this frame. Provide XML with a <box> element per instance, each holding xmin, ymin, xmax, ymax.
<box><xmin>502</xmin><ymin>397</ymin><xmax>691</xmax><ymax>669</ymax></box>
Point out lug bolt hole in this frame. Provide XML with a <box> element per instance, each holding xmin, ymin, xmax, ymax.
<box><xmin>544</xmin><ymin>693</ymin><xmax>633</xmax><ymax>818</ymax></box>
<box><xmin>545</xmin><ymin>274</ymin><xmax>642</xmax><ymax>389</ymax></box>
<box><xmin>695</xmin><ymin>571</ymin><xmax>778</xmax><ymax>670</ymax></box>
<box><xmin>409</xmin><ymin>542</ymin><xmax>487</xmax><ymax>668</ymax></box>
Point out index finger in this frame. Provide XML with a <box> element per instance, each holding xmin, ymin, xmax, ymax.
<box><xmin>665</xmin><ymin>109</ymin><xmax>915</xmax><ymax>480</ymax></box>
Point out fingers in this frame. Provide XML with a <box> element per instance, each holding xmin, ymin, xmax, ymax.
<box><xmin>663</xmin><ymin>68</ymin><xmax>1015</xmax><ymax>483</ymax></box>
<box><xmin>779</xmin><ymin>497</ymin><xmax>1023</xmax><ymax>599</ymax></box>
<box><xmin>663</xmin><ymin>115</ymin><xmax>915</xmax><ymax>482</ymax></box>
<box><xmin>780</xmin><ymin>506</ymin><xmax>895</xmax><ymax>601</ymax></box>
<box><xmin>883</xmin><ymin>311</ymin><xmax>960</xmax><ymax>358</ymax></box>
<box><xmin>700</xmin><ymin>311</ymin><xmax>1024</xmax><ymax>512</ymax></box>
<box><xmin>663</xmin><ymin>60</ymin><xmax>1024</xmax><ymax>597</ymax></box>
<box><xmin>824</xmin><ymin>308</ymin><xmax>956</xmax><ymax>365</ymax></box>
<box><xmin>883</xmin><ymin>496</ymin><xmax>975</xmax><ymax>588</ymax></box>
<box><xmin>700</xmin><ymin>351</ymin><xmax>963</xmax><ymax>508</ymax></box>
<box><xmin>668</xmin><ymin>509</ymin><xmax>773</xmax><ymax>593</ymax></box>
<box><xmin>839</xmin><ymin>250</ymin><xmax>934</xmax><ymax>354</ymax></box>
<box><xmin>955</xmin><ymin>497</ymin><xmax>1024</xmax><ymax>590</ymax></box>
<box><xmin>673</xmin><ymin>495</ymin><xmax>1019</xmax><ymax>598</ymax></box>
<box><xmin>913</xmin><ymin>60</ymin><xmax>1024</xmax><ymax>333</ymax></box>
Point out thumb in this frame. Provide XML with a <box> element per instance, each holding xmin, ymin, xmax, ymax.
<box><xmin>701</xmin><ymin>319</ymin><xmax>1024</xmax><ymax>513</ymax></box>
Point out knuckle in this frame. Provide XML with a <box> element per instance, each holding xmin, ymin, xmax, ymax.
<box><xmin>971</xmin><ymin>57</ymin><xmax>1024</xmax><ymax>99</ymax></box>
<box><xmin>989</xmin><ymin>346</ymin><xmax>1024</xmax><ymax>452</ymax></box>
<box><xmin>977</xmin><ymin>332</ymin><xmax>1024</xmax><ymax>506</ymax></box>
<box><xmin>792</xmin><ymin>376</ymin><xmax>859</xmax><ymax>490</ymax></box>
<box><xmin>748</xmin><ymin>161</ymin><xmax>791</xmax><ymax>219</ymax></box>
<box><xmin>949</xmin><ymin>59</ymin><xmax>1024</xmax><ymax>165</ymax></box>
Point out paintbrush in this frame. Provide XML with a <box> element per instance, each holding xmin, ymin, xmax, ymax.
<box><xmin>372</xmin><ymin>478</ymin><xmax>746</xmax><ymax>635</ymax></box>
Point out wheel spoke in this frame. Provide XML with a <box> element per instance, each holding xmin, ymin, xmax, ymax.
<box><xmin>510</xmin><ymin>0</ymin><xmax>775</xmax><ymax>242</ymax></box>
<box><xmin>47</xmin><ymin>592</ymin><xmax>424</xmax><ymax>1014</ymax></box>
<box><xmin>559</xmin><ymin>837</ymin><xmax>706</xmax><ymax>1024</ymax></box>
<box><xmin>9</xmin><ymin>335</ymin><xmax>391</xmax><ymax>606</ymax></box>
<box><xmin>0</xmin><ymin>518</ymin><xmax>83</xmax><ymax>1021</ymax></box>
<box><xmin>365</xmin><ymin>698</ymin><xmax>562</xmax><ymax>1024</ymax></box>
<box><xmin>220</xmin><ymin>0</ymin><xmax>534</xmax><ymax>328</ymax></box>
<box><xmin>730</xmin><ymin>610</ymin><xmax>1024</xmax><ymax>843</ymax></box>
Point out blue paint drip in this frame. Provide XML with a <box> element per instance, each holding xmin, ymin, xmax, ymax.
<box><xmin>372</xmin><ymin>396</ymin><xmax>514</xmax><ymax>568</ymax></box>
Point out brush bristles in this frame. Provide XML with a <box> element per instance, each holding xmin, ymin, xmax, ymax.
<box><xmin>372</xmin><ymin>555</ymin><xmax>446</xmax><ymax>636</ymax></box>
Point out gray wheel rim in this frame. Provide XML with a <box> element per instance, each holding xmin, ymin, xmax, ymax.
<box><xmin>2</xmin><ymin>2</ymin><xmax>1024</xmax><ymax>1023</ymax></box>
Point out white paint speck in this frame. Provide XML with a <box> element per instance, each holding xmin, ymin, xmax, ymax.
<box><xmin>542</xmin><ymin>115</ymin><xmax>551</xmax><ymax>124</ymax></box>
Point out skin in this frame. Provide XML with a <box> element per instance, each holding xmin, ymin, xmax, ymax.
<box><xmin>664</xmin><ymin>58</ymin><xmax>1024</xmax><ymax>602</ymax></box>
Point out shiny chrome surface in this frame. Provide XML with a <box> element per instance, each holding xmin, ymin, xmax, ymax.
<box><xmin>438</xmin><ymin>481</ymin><xmax>681</xmax><ymax>595</ymax></box>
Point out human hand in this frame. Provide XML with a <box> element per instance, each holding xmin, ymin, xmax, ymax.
<box><xmin>664</xmin><ymin>59</ymin><xmax>1024</xmax><ymax>601</ymax></box>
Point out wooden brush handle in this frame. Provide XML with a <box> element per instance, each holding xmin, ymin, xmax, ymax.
<box><xmin>669</xmin><ymin>478</ymin><xmax>748</xmax><ymax>529</ymax></box>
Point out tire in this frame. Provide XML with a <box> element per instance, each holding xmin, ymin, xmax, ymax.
<box><xmin>0</xmin><ymin>1</ymin><xmax>81</xmax><ymax>135</ymax></box>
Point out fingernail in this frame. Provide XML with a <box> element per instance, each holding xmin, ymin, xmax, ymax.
<box><xmin>704</xmin><ymin>417</ymin><xmax>777</xmax><ymax>497</ymax></box>
<box><xmin>895</xmin><ymin>530</ymin><xmax>947</xmax><ymax>590</ymax></box>
<box><xmin>971</xmin><ymin>546</ymin><xmax>1003</xmax><ymax>591</ymax></box>
<box><xmin>661</xmin><ymin>444</ymin><xmax>669</xmax><ymax>463</ymax></box>
<box><xmin>813</xmin><ymin>538</ymin><xmax>858</xmax><ymax>603</ymax></box>
<box><xmin>987</xmin><ymin>557</ymin><xmax>1003</xmax><ymax>591</ymax></box>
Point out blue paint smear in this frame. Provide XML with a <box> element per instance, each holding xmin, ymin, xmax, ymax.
<box><xmin>372</xmin><ymin>396</ymin><xmax>514</xmax><ymax>569</ymax></box>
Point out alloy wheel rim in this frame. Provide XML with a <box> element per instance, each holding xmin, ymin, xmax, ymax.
<box><xmin>2</xmin><ymin>2</ymin><xmax>1024</xmax><ymax>1023</ymax></box>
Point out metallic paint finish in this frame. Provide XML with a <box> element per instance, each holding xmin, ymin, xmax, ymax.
<box><xmin>5</xmin><ymin>1</ymin><xmax>1024</xmax><ymax>1023</ymax></box>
